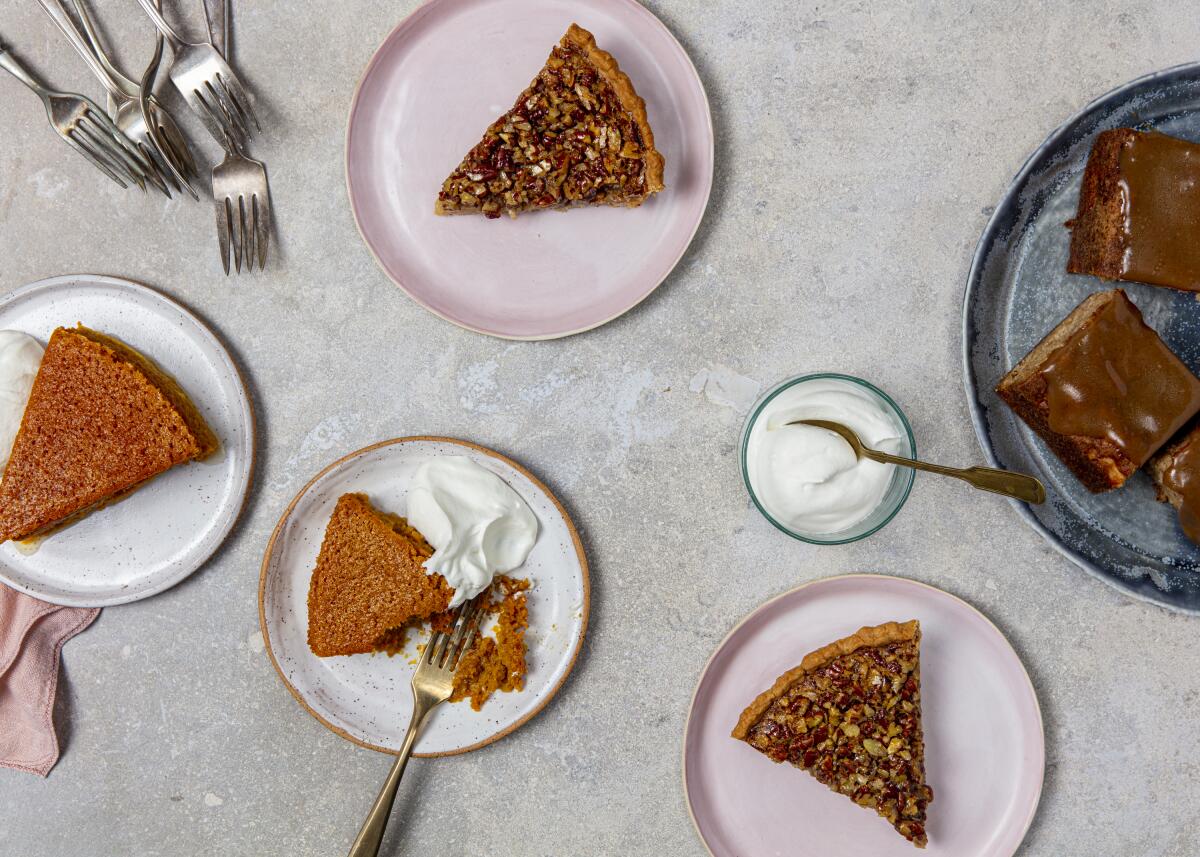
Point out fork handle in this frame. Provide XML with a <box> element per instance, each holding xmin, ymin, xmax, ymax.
<box><xmin>36</xmin><ymin>0</ymin><xmax>125</xmax><ymax>100</ymax></box>
<box><xmin>132</xmin><ymin>0</ymin><xmax>187</xmax><ymax>48</ymax></box>
<box><xmin>0</xmin><ymin>44</ymin><xmax>49</xmax><ymax>97</ymax></box>
<box><xmin>346</xmin><ymin>702</ymin><xmax>432</xmax><ymax>857</ymax></box>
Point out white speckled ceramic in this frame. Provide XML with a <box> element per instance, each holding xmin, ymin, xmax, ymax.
<box><xmin>344</xmin><ymin>0</ymin><xmax>714</xmax><ymax>339</ymax></box>
<box><xmin>0</xmin><ymin>275</ymin><xmax>255</xmax><ymax>608</ymax></box>
<box><xmin>684</xmin><ymin>575</ymin><xmax>1044</xmax><ymax>857</ymax></box>
<box><xmin>258</xmin><ymin>437</ymin><xmax>589</xmax><ymax>757</ymax></box>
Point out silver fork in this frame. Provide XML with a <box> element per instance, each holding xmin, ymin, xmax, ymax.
<box><xmin>133</xmin><ymin>0</ymin><xmax>257</xmax><ymax>148</ymax></box>
<box><xmin>213</xmin><ymin>133</ymin><xmax>270</xmax><ymax>273</ymax></box>
<box><xmin>206</xmin><ymin>0</ymin><xmax>270</xmax><ymax>274</ymax></box>
<box><xmin>71</xmin><ymin>0</ymin><xmax>199</xmax><ymax>199</ymax></box>
<box><xmin>36</xmin><ymin>0</ymin><xmax>170</xmax><ymax>195</ymax></box>
<box><xmin>0</xmin><ymin>39</ymin><xmax>148</xmax><ymax>188</ymax></box>
<box><xmin>346</xmin><ymin>597</ymin><xmax>484</xmax><ymax>857</ymax></box>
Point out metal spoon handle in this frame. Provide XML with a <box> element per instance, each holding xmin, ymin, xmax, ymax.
<box><xmin>863</xmin><ymin>450</ymin><xmax>1046</xmax><ymax>504</ymax></box>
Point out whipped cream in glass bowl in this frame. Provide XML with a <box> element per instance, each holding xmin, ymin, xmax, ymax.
<box><xmin>0</xmin><ymin>331</ymin><xmax>44</xmax><ymax>474</ymax></box>
<box><xmin>741</xmin><ymin>374</ymin><xmax>915</xmax><ymax>544</ymax></box>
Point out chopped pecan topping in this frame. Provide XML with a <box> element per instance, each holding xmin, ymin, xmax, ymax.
<box><xmin>744</xmin><ymin>637</ymin><xmax>933</xmax><ymax>847</ymax></box>
<box><xmin>437</xmin><ymin>31</ymin><xmax>656</xmax><ymax>219</ymax></box>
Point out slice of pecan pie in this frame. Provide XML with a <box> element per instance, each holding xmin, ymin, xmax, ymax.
<box><xmin>435</xmin><ymin>23</ymin><xmax>665</xmax><ymax>219</ymax></box>
<box><xmin>731</xmin><ymin>621</ymin><xmax>933</xmax><ymax>848</ymax></box>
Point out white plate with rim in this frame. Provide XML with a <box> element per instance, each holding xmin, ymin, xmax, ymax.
<box><xmin>0</xmin><ymin>274</ymin><xmax>255</xmax><ymax>608</ymax></box>
<box><xmin>259</xmin><ymin>437</ymin><xmax>590</xmax><ymax>756</ymax></box>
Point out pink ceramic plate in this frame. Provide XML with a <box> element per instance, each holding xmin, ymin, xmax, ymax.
<box><xmin>684</xmin><ymin>575</ymin><xmax>1044</xmax><ymax>857</ymax></box>
<box><xmin>345</xmin><ymin>0</ymin><xmax>713</xmax><ymax>339</ymax></box>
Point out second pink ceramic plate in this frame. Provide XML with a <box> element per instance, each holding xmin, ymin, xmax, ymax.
<box><xmin>345</xmin><ymin>0</ymin><xmax>713</xmax><ymax>339</ymax></box>
<box><xmin>684</xmin><ymin>575</ymin><xmax>1044</xmax><ymax>857</ymax></box>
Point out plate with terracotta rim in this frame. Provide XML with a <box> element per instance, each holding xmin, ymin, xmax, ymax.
<box><xmin>344</xmin><ymin>0</ymin><xmax>713</xmax><ymax>340</ymax></box>
<box><xmin>258</xmin><ymin>436</ymin><xmax>589</xmax><ymax>756</ymax></box>
<box><xmin>963</xmin><ymin>62</ymin><xmax>1200</xmax><ymax>613</ymax></box>
<box><xmin>683</xmin><ymin>574</ymin><xmax>1044</xmax><ymax>857</ymax></box>
<box><xmin>0</xmin><ymin>275</ymin><xmax>255</xmax><ymax>608</ymax></box>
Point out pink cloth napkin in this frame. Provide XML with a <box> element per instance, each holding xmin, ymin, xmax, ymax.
<box><xmin>0</xmin><ymin>584</ymin><xmax>98</xmax><ymax>776</ymax></box>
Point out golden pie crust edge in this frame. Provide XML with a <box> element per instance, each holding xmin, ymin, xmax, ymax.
<box><xmin>563</xmin><ymin>23</ymin><xmax>666</xmax><ymax>197</ymax></box>
<box><xmin>730</xmin><ymin>620</ymin><xmax>921</xmax><ymax>741</ymax></box>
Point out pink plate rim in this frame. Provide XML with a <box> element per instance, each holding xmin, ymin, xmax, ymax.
<box><xmin>343</xmin><ymin>0</ymin><xmax>715</xmax><ymax>341</ymax></box>
<box><xmin>681</xmin><ymin>573</ymin><xmax>1046</xmax><ymax>857</ymax></box>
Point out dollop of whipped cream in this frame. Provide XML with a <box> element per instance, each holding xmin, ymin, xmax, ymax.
<box><xmin>746</xmin><ymin>378</ymin><xmax>903</xmax><ymax>534</ymax></box>
<box><xmin>0</xmin><ymin>331</ymin><xmax>44</xmax><ymax>473</ymax></box>
<box><xmin>407</xmin><ymin>456</ymin><xmax>538</xmax><ymax>608</ymax></box>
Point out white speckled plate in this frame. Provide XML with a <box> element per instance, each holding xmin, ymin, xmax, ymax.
<box><xmin>259</xmin><ymin>437</ymin><xmax>590</xmax><ymax>757</ymax></box>
<box><xmin>0</xmin><ymin>275</ymin><xmax>255</xmax><ymax>608</ymax></box>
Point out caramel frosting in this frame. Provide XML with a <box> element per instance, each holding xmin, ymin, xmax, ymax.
<box><xmin>1042</xmin><ymin>291</ymin><xmax>1200</xmax><ymax>467</ymax></box>
<box><xmin>1162</xmin><ymin>439</ymin><xmax>1200</xmax><ymax>544</ymax></box>
<box><xmin>1119</xmin><ymin>131</ymin><xmax>1200</xmax><ymax>290</ymax></box>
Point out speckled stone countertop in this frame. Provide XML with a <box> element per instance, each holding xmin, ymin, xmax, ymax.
<box><xmin>1</xmin><ymin>2</ymin><xmax>1198</xmax><ymax>855</ymax></box>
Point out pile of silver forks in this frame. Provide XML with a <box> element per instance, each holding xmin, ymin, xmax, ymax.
<box><xmin>0</xmin><ymin>0</ymin><xmax>271</xmax><ymax>275</ymax></box>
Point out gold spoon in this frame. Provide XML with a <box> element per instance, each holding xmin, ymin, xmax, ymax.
<box><xmin>790</xmin><ymin>419</ymin><xmax>1046</xmax><ymax>504</ymax></box>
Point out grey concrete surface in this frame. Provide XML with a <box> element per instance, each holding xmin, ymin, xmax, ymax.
<box><xmin>1</xmin><ymin>1</ymin><xmax>1199</xmax><ymax>855</ymax></box>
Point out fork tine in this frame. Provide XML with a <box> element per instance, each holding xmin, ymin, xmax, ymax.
<box><xmin>216</xmin><ymin>196</ymin><xmax>232</xmax><ymax>275</ymax></box>
<box><xmin>429</xmin><ymin>622</ymin><xmax>454</xmax><ymax>667</ymax></box>
<box><xmin>71</xmin><ymin>125</ymin><xmax>139</xmax><ymax>186</ymax></box>
<box><xmin>205</xmin><ymin>78</ymin><xmax>249</xmax><ymax>144</ymax></box>
<box><xmin>236</xmin><ymin>194</ymin><xmax>250</xmax><ymax>274</ymax></box>
<box><xmin>155</xmin><ymin>108</ymin><xmax>198</xmax><ymax>178</ymax></box>
<box><xmin>443</xmin><ymin>598</ymin><xmax>483</xmax><ymax>668</ymax></box>
<box><xmin>76</xmin><ymin>115</ymin><xmax>147</xmax><ymax>190</ymax></box>
<box><xmin>139</xmin><ymin>142</ymin><xmax>174</xmax><ymax>198</ymax></box>
<box><xmin>254</xmin><ymin>191</ymin><xmax>269</xmax><ymax>270</ymax></box>
<box><xmin>215</xmin><ymin>72</ymin><xmax>257</xmax><ymax>135</ymax></box>
<box><xmin>154</xmin><ymin>122</ymin><xmax>199</xmax><ymax>200</ymax></box>
<box><xmin>82</xmin><ymin>107</ymin><xmax>156</xmax><ymax>177</ymax></box>
<box><xmin>62</xmin><ymin>129</ymin><xmax>128</xmax><ymax>187</ymax></box>
<box><xmin>244</xmin><ymin>193</ymin><xmax>258</xmax><ymax>273</ymax></box>
<box><xmin>186</xmin><ymin>86</ymin><xmax>234</xmax><ymax>149</ymax></box>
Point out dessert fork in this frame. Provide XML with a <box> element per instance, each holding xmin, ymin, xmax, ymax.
<box><xmin>132</xmin><ymin>0</ymin><xmax>258</xmax><ymax>148</ymax></box>
<box><xmin>0</xmin><ymin>40</ymin><xmax>149</xmax><ymax>188</ymax></box>
<box><xmin>346</xmin><ymin>597</ymin><xmax>484</xmax><ymax>857</ymax></box>
<box><xmin>213</xmin><ymin>134</ymin><xmax>270</xmax><ymax>273</ymax></box>
<box><xmin>204</xmin><ymin>0</ymin><xmax>269</xmax><ymax>274</ymax></box>
<box><xmin>36</xmin><ymin>0</ymin><xmax>170</xmax><ymax>195</ymax></box>
<box><xmin>792</xmin><ymin>419</ymin><xmax>1047</xmax><ymax>504</ymax></box>
<box><xmin>70</xmin><ymin>0</ymin><xmax>199</xmax><ymax>199</ymax></box>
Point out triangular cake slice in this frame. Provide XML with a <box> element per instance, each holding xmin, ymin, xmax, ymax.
<box><xmin>732</xmin><ymin>621</ymin><xmax>933</xmax><ymax>848</ymax></box>
<box><xmin>435</xmin><ymin>23</ymin><xmax>665</xmax><ymax>219</ymax></box>
<box><xmin>0</xmin><ymin>326</ymin><xmax>218</xmax><ymax>543</ymax></box>
<box><xmin>306</xmin><ymin>493</ymin><xmax>454</xmax><ymax>657</ymax></box>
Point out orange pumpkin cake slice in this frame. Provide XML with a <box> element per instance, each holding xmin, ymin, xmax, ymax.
<box><xmin>0</xmin><ymin>325</ymin><xmax>217</xmax><ymax>543</ymax></box>
<box><xmin>306</xmin><ymin>493</ymin><xmax>453</xmax><ymax>657</ymax></box>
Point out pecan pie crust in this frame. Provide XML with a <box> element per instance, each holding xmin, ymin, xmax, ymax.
<box><xmin>435</xmin><ymin>24</ymin><xmax>665</xmax><ymax>218</ymax></box>
<box><xmin>732</xmin><ymin>620</ymin><xmax>933</xmax><ymax>848</ymax></box>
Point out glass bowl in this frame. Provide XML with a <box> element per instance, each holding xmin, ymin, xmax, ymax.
<box><xmin>740</xmin><ymin>373</ymin><xmax>916</xmax><ymax>545</ymax></box>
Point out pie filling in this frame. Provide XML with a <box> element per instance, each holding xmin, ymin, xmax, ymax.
<box><xmin>738</xmin><ymin>626</ymin><xmax>933</xmax><ymax>847</ymax></box>
<box><xmin>436</xmin><ymin>25</ymin><xmax>662</xmax><ymax>218</ymax></box>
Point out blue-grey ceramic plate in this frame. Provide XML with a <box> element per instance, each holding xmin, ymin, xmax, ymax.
<box><xmin>964</xmin><ymin>63</ymin><xmax>1200</xmax><ymax>614</ymax></box>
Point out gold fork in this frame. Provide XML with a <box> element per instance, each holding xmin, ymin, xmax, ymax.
<box><xmin>346</xmin><ymin>596</ymin><xmax>484</xmax><ymax>857</ymax></box>
<box><xmin>792</xmin><ymin>418</ymin><xmax>1046</xmax><ymax>504</ymax></box>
